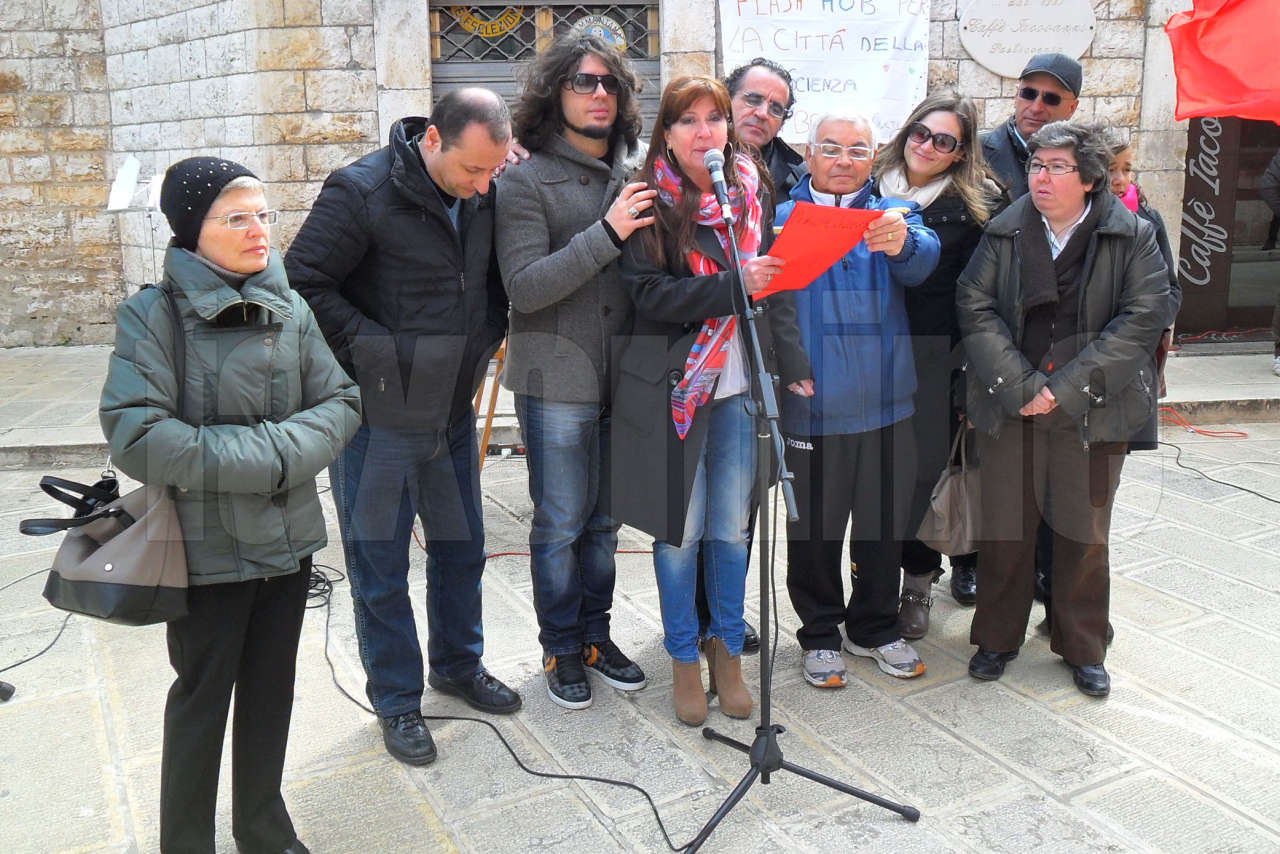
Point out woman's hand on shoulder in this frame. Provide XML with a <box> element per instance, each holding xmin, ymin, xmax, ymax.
<box><xmin>604</xmin><ymin>182</ymin><xmax>658</xmax><ymax>240</ymax></box>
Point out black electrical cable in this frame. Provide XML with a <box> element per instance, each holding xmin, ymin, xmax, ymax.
<box><xmin>1159</xmin><ymin>440</ymin><xmax>1280</xmax><ymax>505</ymax></box>
<box><xmin>0</xmin><ymin>613</ymin><xmax>71</xmax><ymax>675</ymax></box>
<box><xmin>311</xmin><ymin>558</ymin><xmax>697</xmax><ymax>853</ymax></box>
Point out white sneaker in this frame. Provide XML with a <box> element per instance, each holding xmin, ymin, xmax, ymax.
<box><xmin>843</xmin><ymin>638</ymin><xmax>926</xmax><ymax>679</ymax></box>
<box><xmin>802</xmin><ymin>648</ymin><xmax>847</xmax><ymax>688</ymax></box>
<box><xmin>1272</xmin><ymin>355</ymin><xmax>1280</xmax><ymax>377</ymax></box>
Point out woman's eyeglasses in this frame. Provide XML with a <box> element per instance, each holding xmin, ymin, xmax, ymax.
<box><xmin>565</xmin><ymin>73</ymin><xmax>621</xmax><ymax>95</ymax></box>
<box><xmin>205</xmin><ymin>210</ymin><xmax>278</xmax><ymax>229</ymax></box>
<box><xmin>906</xmin><ymin>122</ymin><xmax>961</xmax><ymax>154</ymax></box>
<box><xmin>739</xmin><ymin>91</ymin><xmax>791</xmax><ymax>121</ymax></box>
<box><xmin>1026</xmin><ymin>161</ymin><xmax>1080</xmax><ymax>176</ymax></box>
<box><xmin>1017</xmin><ymin>86</ymin><xmax>1064</xmax><ymax>107</ymax></box>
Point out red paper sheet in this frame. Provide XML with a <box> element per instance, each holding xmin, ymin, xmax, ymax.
<box><xmin>752</xmin><ymin>202</ymin><xmax>881</xmax><ymax>301</ymax></box>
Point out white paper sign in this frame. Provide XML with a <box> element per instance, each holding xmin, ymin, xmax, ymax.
<box><xmin>719</xmin><ymin>0</ymin><xmax>932</xmax><ymax>145</ymax></box>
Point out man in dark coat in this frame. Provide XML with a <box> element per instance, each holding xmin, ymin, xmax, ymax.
<box><xmin>981</xmin><ymin>53</ymin><xmax>1082</xmax><ymax>200</ymax></box>
<box><xmin>286</xmin><ymin>89</ymin><xmax>520</xmax><ymax>767</ymax></box>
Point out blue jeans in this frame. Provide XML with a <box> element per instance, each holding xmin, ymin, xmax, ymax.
<box><xmin>329</xmin><ymin>415</ymin><xmax>486</xmax><ymax>717</ymax></box>
<box><xmin>654</xmin><ymin>393</ymin><xmax>756</xmax><ymax>662</ymax></box>
<box><xmin>515</xmin><ymin>395</ymin><xmax>619</xmax><ymax>657</ymax></box>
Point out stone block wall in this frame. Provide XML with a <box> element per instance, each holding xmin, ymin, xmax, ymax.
<box><xmin>103</xmin><ymin>0</ymin><xmax>386</xmax><ymax>291</ymax></box>
<box><xmin>931</xmin><ymin>0</ymin><xmax>1185</xmax><ymax>252</ymax></box>
<box><xmin>0</xmin><ymin>0</ymin><xmax>120</xmax><ymax>346</ymax></box>
<box><xmin>2</xmin><ymin>0</ymin><xmax>1191</xmax><ymax>345</ymax></box>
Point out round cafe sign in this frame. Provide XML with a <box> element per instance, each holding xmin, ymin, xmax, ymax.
<box><xmin>959</xmin><ymin>0</ymin><xmax>1095</xmax><ymax>79</ymax></box>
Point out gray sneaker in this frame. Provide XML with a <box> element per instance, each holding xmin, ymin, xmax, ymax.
<box><xmin>843</xmin><ymin>638</ymin><xmax>925</xmax><ymax>679</ymax></box>
<box><xmin>802</xmin><ymin>648</ymin><xmax>847</xmax><ymax>688</ymax></box>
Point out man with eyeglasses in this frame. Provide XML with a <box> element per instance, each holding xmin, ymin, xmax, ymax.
<box><xmin>495</xmin><ymin>34</ymin><xmax>655</xmax><ymax>710</ymax></box>
<box><xmin>726</xmin><ymin>57</ymin><xmax>806</xmax><ymax>200</ymax></box>
<box><xmin>285</xmin><ymin>89</ymin><xmax>521</xmax><ymax>767</ymax></box>
<box><xmin>777</xmin><ymin>113</ymin><xmax>941</xmax><ymax>686</ymax></box>
<box><xmin>981</xmin><ymin>53</ymin><xmax>1082</xmax><ymax>201</ymax></box>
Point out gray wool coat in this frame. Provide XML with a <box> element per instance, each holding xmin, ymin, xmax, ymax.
<box><xmin>496</xmin><ymin>133</ymin><xmax>647</xmax><ymax>403</ymax></box>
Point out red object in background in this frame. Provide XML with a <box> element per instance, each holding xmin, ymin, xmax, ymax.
<box><xmin>1166</xmin><ymin>0</ymin><xmax>1280</xmax><ymax>122</ymax></box>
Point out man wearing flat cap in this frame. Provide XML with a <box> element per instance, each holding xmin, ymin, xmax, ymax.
<box><xmin>981</xmin><ymin>53</ymin><xmax>1082</xmax><ymax>202</ymax></box>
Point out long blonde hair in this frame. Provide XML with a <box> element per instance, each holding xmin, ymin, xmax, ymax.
<box><xmin>873</xmin><ymin>90</ymin><xmax>994</xmax><ymax>225</ymax></box>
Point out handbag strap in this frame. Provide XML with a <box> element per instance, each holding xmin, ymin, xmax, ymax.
<box><xmin>146</xmin><ymin>284</ymin><xmax>186</xmax><ymax>408</ymax></box>
<box><xmin>19</xmin><ymin>506</ymin><xmax>128</xmax><ymax>536</ymax></box>
<box><xmin>947</xmin><ymin>427</ymin><xmax>966</xmax><ymax>470</ymax></box>
<box><xmin>38</xmin><ymin>475</ymin><xmax>120</xmax><ymax>515</ymax></box>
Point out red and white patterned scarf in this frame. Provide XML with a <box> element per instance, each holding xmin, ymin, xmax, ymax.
<box><xmin>652</xmin><ymin>150</ymin><xmax>763</xmax><ymax>439</ymax></box>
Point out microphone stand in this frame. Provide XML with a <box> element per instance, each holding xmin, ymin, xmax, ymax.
<box><xmin>685</xmin><ymin>175</ymin><xmax>919</xmax><ymax>852</ymax></box>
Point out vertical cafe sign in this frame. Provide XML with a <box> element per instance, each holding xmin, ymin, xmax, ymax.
<box><xmin>1177</xmin><ymin>117</ymin><xmax>1242</xmax><ymax>327</ymax></box>
<box><xmin>719</xmin><ymin>0</ymin><xmax>931</xmax><ymax>146</ymax></box>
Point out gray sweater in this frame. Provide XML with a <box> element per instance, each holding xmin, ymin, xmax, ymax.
<box><xmin>496</xmin><ymin>133</ymin><xmax>646</xmax><ymax>402</ymax></box>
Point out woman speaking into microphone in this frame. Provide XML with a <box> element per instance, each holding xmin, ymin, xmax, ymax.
<box><xmin>610</xmin><ymin>76</ymin><xmax>809</xmax><ymax>727</ymax></box>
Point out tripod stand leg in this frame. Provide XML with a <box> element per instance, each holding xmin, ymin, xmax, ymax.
<box><xmin>777</xmin><ymin>757</ymin><xmax>920</xmax><ymax>821</ymax></box>
<box><xmin>701</xmin><ymin>726</ymin><xmax>750</xmax><ymax>755</ymax></box>
<box><xmin>684</xmin><ymin>764</ymin><xmax>761</xmax><ymax>853</ymax></box>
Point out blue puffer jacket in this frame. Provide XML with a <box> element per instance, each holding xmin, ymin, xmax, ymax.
<box><xmin>777</xmin><ymin>176</ymin><xmax>940</xmax><ymax>436</ymax></box>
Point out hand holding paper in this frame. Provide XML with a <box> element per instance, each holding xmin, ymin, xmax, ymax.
<box><xmin>864</xmin><ymin>210</ymin><xmax>909</xmax><ymax>257</ymax></box>
<box><xmin>742</xmin><ymin>255</ymin><xmax>786</xmax><ymax>295</ymax></box>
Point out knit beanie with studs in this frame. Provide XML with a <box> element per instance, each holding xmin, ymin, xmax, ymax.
<box><xmin>159</xmin><ymin>156</ymin><xmax>258</xmax><ymax>251</ymax></box>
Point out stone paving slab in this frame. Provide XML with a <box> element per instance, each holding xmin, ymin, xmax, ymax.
<box><xmin>3</xmin><ymin>425</ymin><xmax>1280</xmax><ymax>851</ymax></box>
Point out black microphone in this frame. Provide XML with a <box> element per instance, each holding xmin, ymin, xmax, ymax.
<box><xmin>0</xmin><ymin>681</ymin><xmax>14</xmax><ymax>702</ymax></box>
<box><xmin>702</xmin><ymin>149</ymin><xmax>733</xmax><ymax>222</ymax></box>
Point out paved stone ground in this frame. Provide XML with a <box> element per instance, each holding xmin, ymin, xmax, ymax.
<box><xmin>3</xmin><ymin>413</ymin><xmax>1280</xmax><ymax>852</ymax></box>
<box><xmin>1</xmin><ymin>344</ymin><xmax>1279</xmax><ymax>851</ymax></box>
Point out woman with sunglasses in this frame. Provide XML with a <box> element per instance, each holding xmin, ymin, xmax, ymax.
<box><xmin>871</xmin><ymin>91</ymin><xmax>1003</xmax><ymax>638</ymax></box>
<box><xmin>610</xmin><ymin>76</ymin><xmax>809</xmax><ymax>726</ymax></box>
<box><xmin>100</xmin><ymin>157</ymin><xmax>361</xmax><ymax>853</ymax></box>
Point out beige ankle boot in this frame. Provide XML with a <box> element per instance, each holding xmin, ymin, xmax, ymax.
<box><xmin>898</xmin><ymin>570</ymin><xmax>940</xmax><ymax>640</ymax></box>
<box><xmin>671</xmin><ymin>659</ymin><xmax>707</xmax><ymax>726</ymax></box>
<box><xmin>705</xmin><ymin>637</ymin><xmax>753</xmax><ymax>719</ymax></box>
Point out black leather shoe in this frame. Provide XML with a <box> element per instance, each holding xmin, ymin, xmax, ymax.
<box><xmin>379</xmin><ymin>710</ymin><xmax>437</xmax><ymax>765</ymax></box>
<box><xmin>950</xmin><ymin>564</ymin><xmax>977</xmax><ymax>605</ymax></box>
<box><xmin>968</xmin><ymin>648</ymin><xmax>1018</xmax><ymax>680</ymax></box>
<box><xmin>742</xmin><ymin>620</ymin><xmax>761</xmax><ymax>654</ymax></box>
<box><xmin>428</xmin><ymin>668</ymin><xmax>522</xmax><ymax>714</ymax></box>
<box><xmin>1072</xmin><ymin>663</ymin><xmax>1110</xmax><ymax>696</ymax></box>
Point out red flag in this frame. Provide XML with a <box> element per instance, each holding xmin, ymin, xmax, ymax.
<box><xmin>1166</xmin><ymin>0</ymin><xmax>1280</xmax><ymax>122</ymax></box>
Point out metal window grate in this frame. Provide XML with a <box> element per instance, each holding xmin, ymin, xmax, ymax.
<box><xmin>432</xmin><ymin>5</ymin><xmax>658</xmax><ymax>63</ymax></box>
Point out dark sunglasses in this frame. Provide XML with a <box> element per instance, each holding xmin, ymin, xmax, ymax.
<box><xmin>906</xmin><ymin>122</ymin><xmax>961</xmax><ymax>154</ymax></box>
<box><xmin>1017</xmin><ymin>85</ymin><xmax>1064</xmax><ymax>107</ymax></box>
<box><xmin>565</xmin><ymin>72</ymin><xmax>620</xmax><ymax>95</ymax></box>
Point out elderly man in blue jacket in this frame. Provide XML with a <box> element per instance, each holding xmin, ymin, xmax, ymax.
<box><xmin>776</xmin><ymin>112</ymin><xmax>940</xmax><ymax>688</ymax></box>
